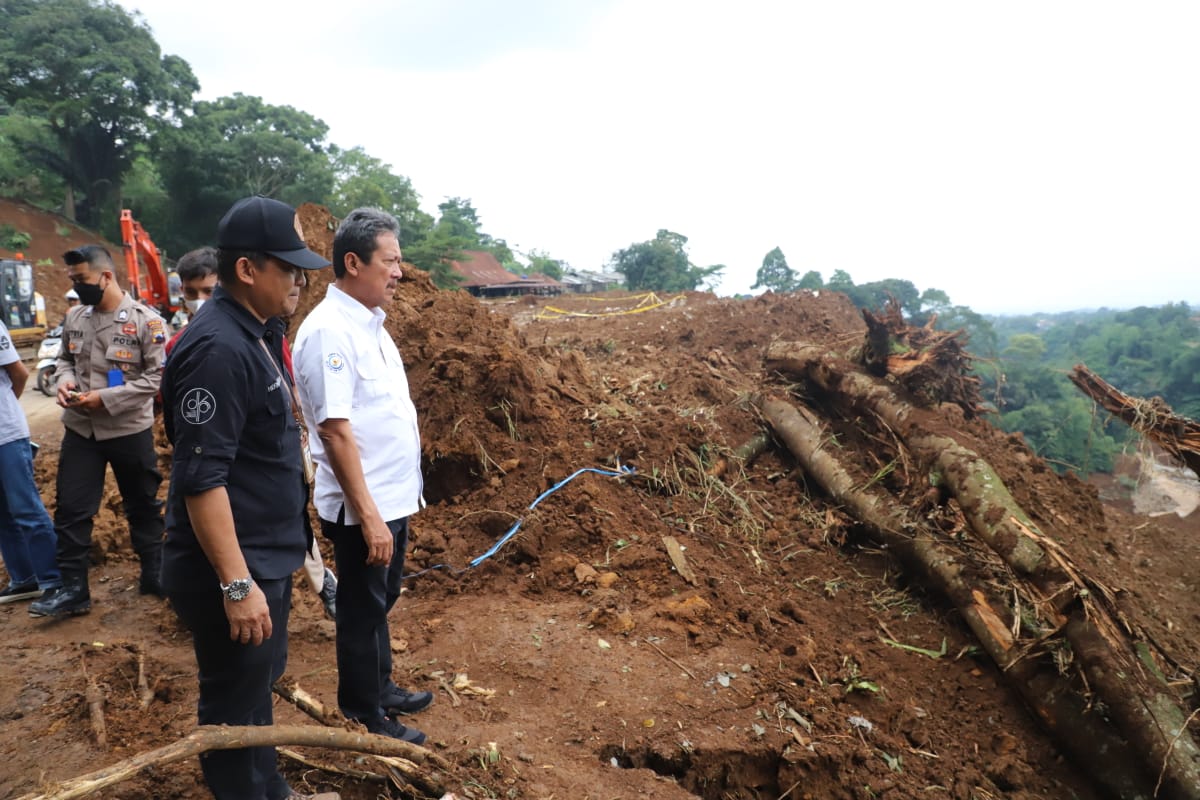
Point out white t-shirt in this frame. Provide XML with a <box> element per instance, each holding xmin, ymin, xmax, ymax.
<box><xmin>0</xmin><ymin>322</ymin><xmax>30</xmax><ymax>447</ymax></box>
<box><xmin>293</xmin><ymin>284</ymin><xmax>423</xmax><ymax>525</ymax></box>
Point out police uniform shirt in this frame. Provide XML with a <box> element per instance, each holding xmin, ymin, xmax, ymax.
<box><xmin>162</xmin><ymin>285</ymin><xmax>308</xmax><ymax>588</ymax></box>
<box><xmin>56</xmin><ymin>292</ymin><xmax>165</xmax><ymax>440</ymax></box>
<box><xmin>292</xmin><ymin>283</ymin><xmax>423</xmax><ymax>526</ymax></box>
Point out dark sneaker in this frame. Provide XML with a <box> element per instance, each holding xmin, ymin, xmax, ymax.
<box><xmin>139</xmin><ymin>552</ymin><xmax>163</xmax><ymax>596</ymax></box>
<box><xmin>139</xmin><ymin>570</ymin><xmax>163</xmax><ymax>597</ymax></box>
<box><xmin>382</xmin><ymin>686</ymin><xmax>433</xmax><ymax>715</ymax></box>
<box><xmin>364</xmin><ymin>715</ymin><xmax>426</xmax><ymax>745</ymax></box>
<box><xmin>29</xmin><ymin>582</ymin><xmax>91</xmax><ymax>617</ymax></box>
<box><xmin>318</xmin><ymin>568</ymin><xmax>337</xmax><ymax>620</ymax></box>
<box><xmin>0</xmin><ymin>582</ymin><xmax>43</xmax><ymax>605</ymax></box>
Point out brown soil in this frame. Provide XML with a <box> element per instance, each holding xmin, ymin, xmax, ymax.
<box><xmin>2</xmin><ymin>203</ymin><xmax>1197</xmax><ymax>800</ymax></box>
<box><xmin>0</xmin><ymin>198</ymin><xmax>125</xmax><ymax>327</ymax></box>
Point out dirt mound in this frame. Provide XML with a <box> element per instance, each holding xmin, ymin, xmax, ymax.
<box><xmin>0</xmin><ymin>197</ymin><xmax>125</xmax><ymax>325</ymax></box>
<box><xmin>2</xmin><ymin>203</ymin><xmax>1197</xmax><ymax>800</ymax></box>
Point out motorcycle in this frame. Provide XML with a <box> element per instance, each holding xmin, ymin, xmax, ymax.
<box><xmin>35</xmin><ymin>325</ymin><xmax>62</xmax><ymax>397</ymax></box>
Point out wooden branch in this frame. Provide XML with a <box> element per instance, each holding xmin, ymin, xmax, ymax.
<box><xmin>707</xmin><ymin>430</ymin><xmax>772</xmax><ymax>478</ymax></box>
<box><xmin>133</xmin><ymin>646</ymin><xmax>153</xmax><ymax>711</ymax></box>
<box><xmin>1068</xmin><ymin>363</ymin><xmax>1200</xmax><ymax>475</ymax></box>
<box><xmin>16</xmin><ymin>724</ymin><xmax>451</xmax><ymax>800</ymax></box>
<box><xmin>81</xmin><ymin>656</ymin><xmax>106</xmax><ymax>749</ymax></box>
<box><xmin>278</xmin><ymin>747</ymin><xmax>387</xmax><ymax>783</ymax></box>
<box><xmin>758</xmin><ymin>395</ymin><xmax>1152</xmax><ymax>799</ymax></box>
<box><xmin>273</xmin><ymin>680</ymin><xmax>334</xmax><ymax>724</ymax></box>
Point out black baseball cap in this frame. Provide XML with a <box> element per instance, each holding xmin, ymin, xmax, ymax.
<box><xmin>216</xmin><ymin>195</ymin><xmax>331</xmax><ymax>270</ymax></box>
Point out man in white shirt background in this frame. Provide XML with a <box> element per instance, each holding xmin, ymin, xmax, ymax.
<box><xmin>293</xmin><ymin>207</ymin><xmax>432</xmax><ymax>745</ymax></box>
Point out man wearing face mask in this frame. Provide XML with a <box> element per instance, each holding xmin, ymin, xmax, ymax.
<box><xmin>178</xmin><ymin>246</ymin><xmax>218</xmax><ymax>321</ymax></box>
<box><xmin>29</xmin><ymin>245</ymin><xmax>167</xmax><ymax>617</ymax></box>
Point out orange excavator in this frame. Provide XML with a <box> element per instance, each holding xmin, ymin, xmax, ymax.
<box><xmin>119</xmin><ymin>209</ymin><xmax>177</xmax><ymax>317</ymax></box>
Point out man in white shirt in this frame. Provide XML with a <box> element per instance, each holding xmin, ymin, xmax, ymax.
<box><xmin>0</xmin><ymin>320</ymin><xmax>62</xmax><ymax>603</ymax></box>
<box><xmin>293</xmin><ymin>208</ymin><xmax>431</xmax><ymax>745</ymax></box>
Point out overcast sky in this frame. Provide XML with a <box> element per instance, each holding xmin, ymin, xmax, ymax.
<box><xmin>126</xmin><ymin>0</ymin><xmax>1200</xmax><ymax>314</ymax></box>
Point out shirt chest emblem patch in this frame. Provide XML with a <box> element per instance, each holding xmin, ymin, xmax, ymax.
<box><xmin>121</xmin><ymin>322</ymin><xmax>137</xmax><ymax>336</ymax></box>
<box><xmin>116</xmin><ymin>309</ymin><xmax>130</xmax><ymax>322</ymax></box>
<box><xmin>112</xmin><ymin>349</ymin><xmax>134</xmax><ymax>360</ymax></box>
<box><xmin>326</xmin><ymin>352</ymin><xmax>345</xmax><ymax>372</ymax></box>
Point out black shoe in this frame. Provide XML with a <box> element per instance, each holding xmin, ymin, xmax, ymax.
<box><xmin>0</xmin><ymin>582</ymin><xmax>43</xmax><ymax>605</ymax></box>
<box><xmin>382</xmin><ymin>686</ymin><xmax>433</xmax><ymax>715</ymax></box>
<box><xmin>318</xmin><ymin>568</ymin><xmax>337</xmax><ymax>620</ymax></box>
<box><xmin>139</xmin><ymin>550</ymin><xmax>163</xmax><ymax>596</ymax></box>
<box><xmin>29</xmin><ymin>581</ymin><xmax>91</xmax><ymax>617</ymax></box>
<box><xmin>139</xmin><ymin>569</ymin><xmax>163</xmax><ymax>597</ymax></box>
<box><xmin>364</xmin><ymin>715</ymin><xmax>426</xmax><ymax>745</ymax></box>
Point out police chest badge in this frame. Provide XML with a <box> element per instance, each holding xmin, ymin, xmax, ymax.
<box><xmin>147</xmin><ymin>318</ymin><xmax>166</xmax><ymax>343</ymax></box>
<box><xmin>121</xmin><ymin>322</ymin><xmax>137</xmax><ymax>336</ymax></box>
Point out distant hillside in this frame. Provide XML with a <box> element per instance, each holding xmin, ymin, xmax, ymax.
<box><xmin>0</xmin><ymin>198</ymin><xmax>124</xmax><ymax>324</ymax></box>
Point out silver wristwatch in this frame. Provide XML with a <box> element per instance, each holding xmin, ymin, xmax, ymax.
<box><xmin>220</xmin><ymin>576</ymin><xmax>254</xmax><ymax>602</ymax></box>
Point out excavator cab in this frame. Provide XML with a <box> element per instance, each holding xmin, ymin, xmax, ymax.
<box><xmin>0</xmin><ymin>254</ymin><xmax>47</xmax><ymax>345</ymax></box>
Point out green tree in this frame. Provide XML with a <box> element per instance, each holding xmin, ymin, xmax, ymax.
<box><xmin>0</xmin><ymin>0</ymin><xmax>197</xmax><ymax>228</ymax></box>
<box><xmin>827</xmin><ymin>269</ymin><xmax>855</xmax><ymax>292</ymax></box>
<box><xmin>328</xmin><ymin>146</ymin><xmax>432</xmax><ymax>247</ymax></box>
<box><xmin>797</xmin><ymin>270</ymin><xmax>824</xmax><ymax>290</ymax></box>
<box><xmin>403</xmin><ymin>225</ymin><xmax>469</xmax><ymax>289</ymax></box>
<box><xmin>609</xmin><ymin>229</ymin><xmax>723</xmax><ymax>292</ymax></box>
<box><xmin>526</xmin><ymin>249</ymin><xmax>564</xmax><ymax>280</ymax></box>
<box><xmin>154</xmin><ymin>93</ymin><xmax>334</xmax><ymax>253</ymax></box>
<box><xmin>751</xmin><ymin>246</ymin><xmax>797</xmax><ymax>292</ymax></box>
<box><xmin>0</xmin><ymin>111</ymin><xmax>64</xmax><ymax>207</ymax></box>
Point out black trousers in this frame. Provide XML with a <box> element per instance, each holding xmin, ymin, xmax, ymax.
<box><xmin>322</xmin><ymin>514</ymin><xmax>408</xmax><ymax>723</ymax></box>
<box><xmin>54</xmin><ymin>427</ymin><xmax>164</xmax><ymax>580</ymax></box>
<box><xmin>168</xmin><ymin>576</ymin><xmax>293</xmax><ymax>800</ymax></box>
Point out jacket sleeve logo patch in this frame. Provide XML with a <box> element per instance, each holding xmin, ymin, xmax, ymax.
<box><xmin>325</xmin><ymin>352</ymin><xmax>345</xmax><ymax>372</ymax></box>
<box><xmin>181</xmin><ymin>388</ymin><xmax>217</xmax><ymax>425</ymax></box>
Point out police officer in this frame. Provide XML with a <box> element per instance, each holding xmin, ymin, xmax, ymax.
<box><xmin>31</xmin><ymin>245</ymin><xmax>166</xmax><ymax>618</ymax></box>
<box><xmin>161</xmin><ymin>196</ymin><xmax>337</xmax><ymax>800</ymax></box>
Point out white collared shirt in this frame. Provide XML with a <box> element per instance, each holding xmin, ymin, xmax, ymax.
<box><xmin>293</xmin><ymin>284</ymin><xmax>423</xmax><ymax>525</ymax></box>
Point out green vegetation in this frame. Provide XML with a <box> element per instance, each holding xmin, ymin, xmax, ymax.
<box><xmin>791</xmin><ymin>270</ymin><xmax>1199</xmax><ymax>477</ymax></box>
<box><xmin>609</xmin><ymin>229</ymin><xmax>723</xmax><ymax>292</ymax></box>
<box><xmin>0</xmin><ymin>0</ymin><xmax>561</xmax><ymax>289</ymax></box>
<box><xmin>983</xmin><ymin>304</ymin><xmax>1200</xmax><ymax>473</ymax></box>
<box><xmin>1</xmin><ymin>0</ymin><xmax>1193</xmax><ymax>477</ymax></box>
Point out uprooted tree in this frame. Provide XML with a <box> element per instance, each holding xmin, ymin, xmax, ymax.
<box><xmin>757</xmin><ymin>339</ymin><xmax>1200</xmax><ymax>800</ymax></box>
<box><xmin>1068</xmin><ymin>363</ymin><xmax>1200</xmax><ymax>477</ymax></box>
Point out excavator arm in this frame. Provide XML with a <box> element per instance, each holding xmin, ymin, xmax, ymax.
<box><xmin>119</xmin><ymin>209</ymin><xmax>174</xmax><ymax>314</ymax></box>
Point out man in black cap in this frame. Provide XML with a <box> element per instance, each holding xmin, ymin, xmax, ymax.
<box><xmin>161</xmin><ymin>196</ymin><xmax>339</xmax><ymax>800</ymax></box>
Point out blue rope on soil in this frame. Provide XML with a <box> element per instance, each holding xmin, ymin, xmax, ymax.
<box><xmin>403</xmin><ymin>464</ymin><xmax>637</xmax><ymax>581</ymax></box>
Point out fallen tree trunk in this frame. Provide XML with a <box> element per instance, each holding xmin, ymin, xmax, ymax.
<box><xmin>16</xmin><ymin>724</ymin><xmax>451</xmax><ymax>800</ymax></box>
<box><xmin>1068</xmin><ymin>363</ymin><xmax>1200</xmax><ymax>476</ymax></box>
<box><xmin>767</xmin><ymin>341</ymin><xmax>1061</xmax><ymax>589</ymax></box>
<box><xmin>765</xmin><ymin>343</ymin><xmax>1200</xmax><ymax>800</ymax></box>
<box><xmin>759</xmin><ymin>395</ymin><xmax>1152</xmax><ymax>799</ymax></box>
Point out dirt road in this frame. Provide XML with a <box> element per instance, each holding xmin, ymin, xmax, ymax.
<box><xmin>20</xmin><ymin>384</ymin><xmax>61</xmax><ymax>445</ymax></box>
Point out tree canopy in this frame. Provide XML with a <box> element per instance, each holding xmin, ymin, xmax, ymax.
<box><xmin>610</xmin><ymin>229</ymin><xmax>723</xmax><ymax>292</ymax></box>
<box><xmin>153</xmin><ymin>93</ymin><xmax>333</xmax><ymax>253</ymax></box>
<box><xmin>751</xmin><ymin>246</ymin><xmax>797</xmax><ymax>292</ymax></box>
<box><xmin>0</xmin><ymin>0</ymin><xmax>197</xmax><ymax>227</ymax></box>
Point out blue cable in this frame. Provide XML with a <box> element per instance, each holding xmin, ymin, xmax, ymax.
<box><xmin>403</xmin><ymin>464</ymin><xmax>636</xmax><ymax>581</ymax></box>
